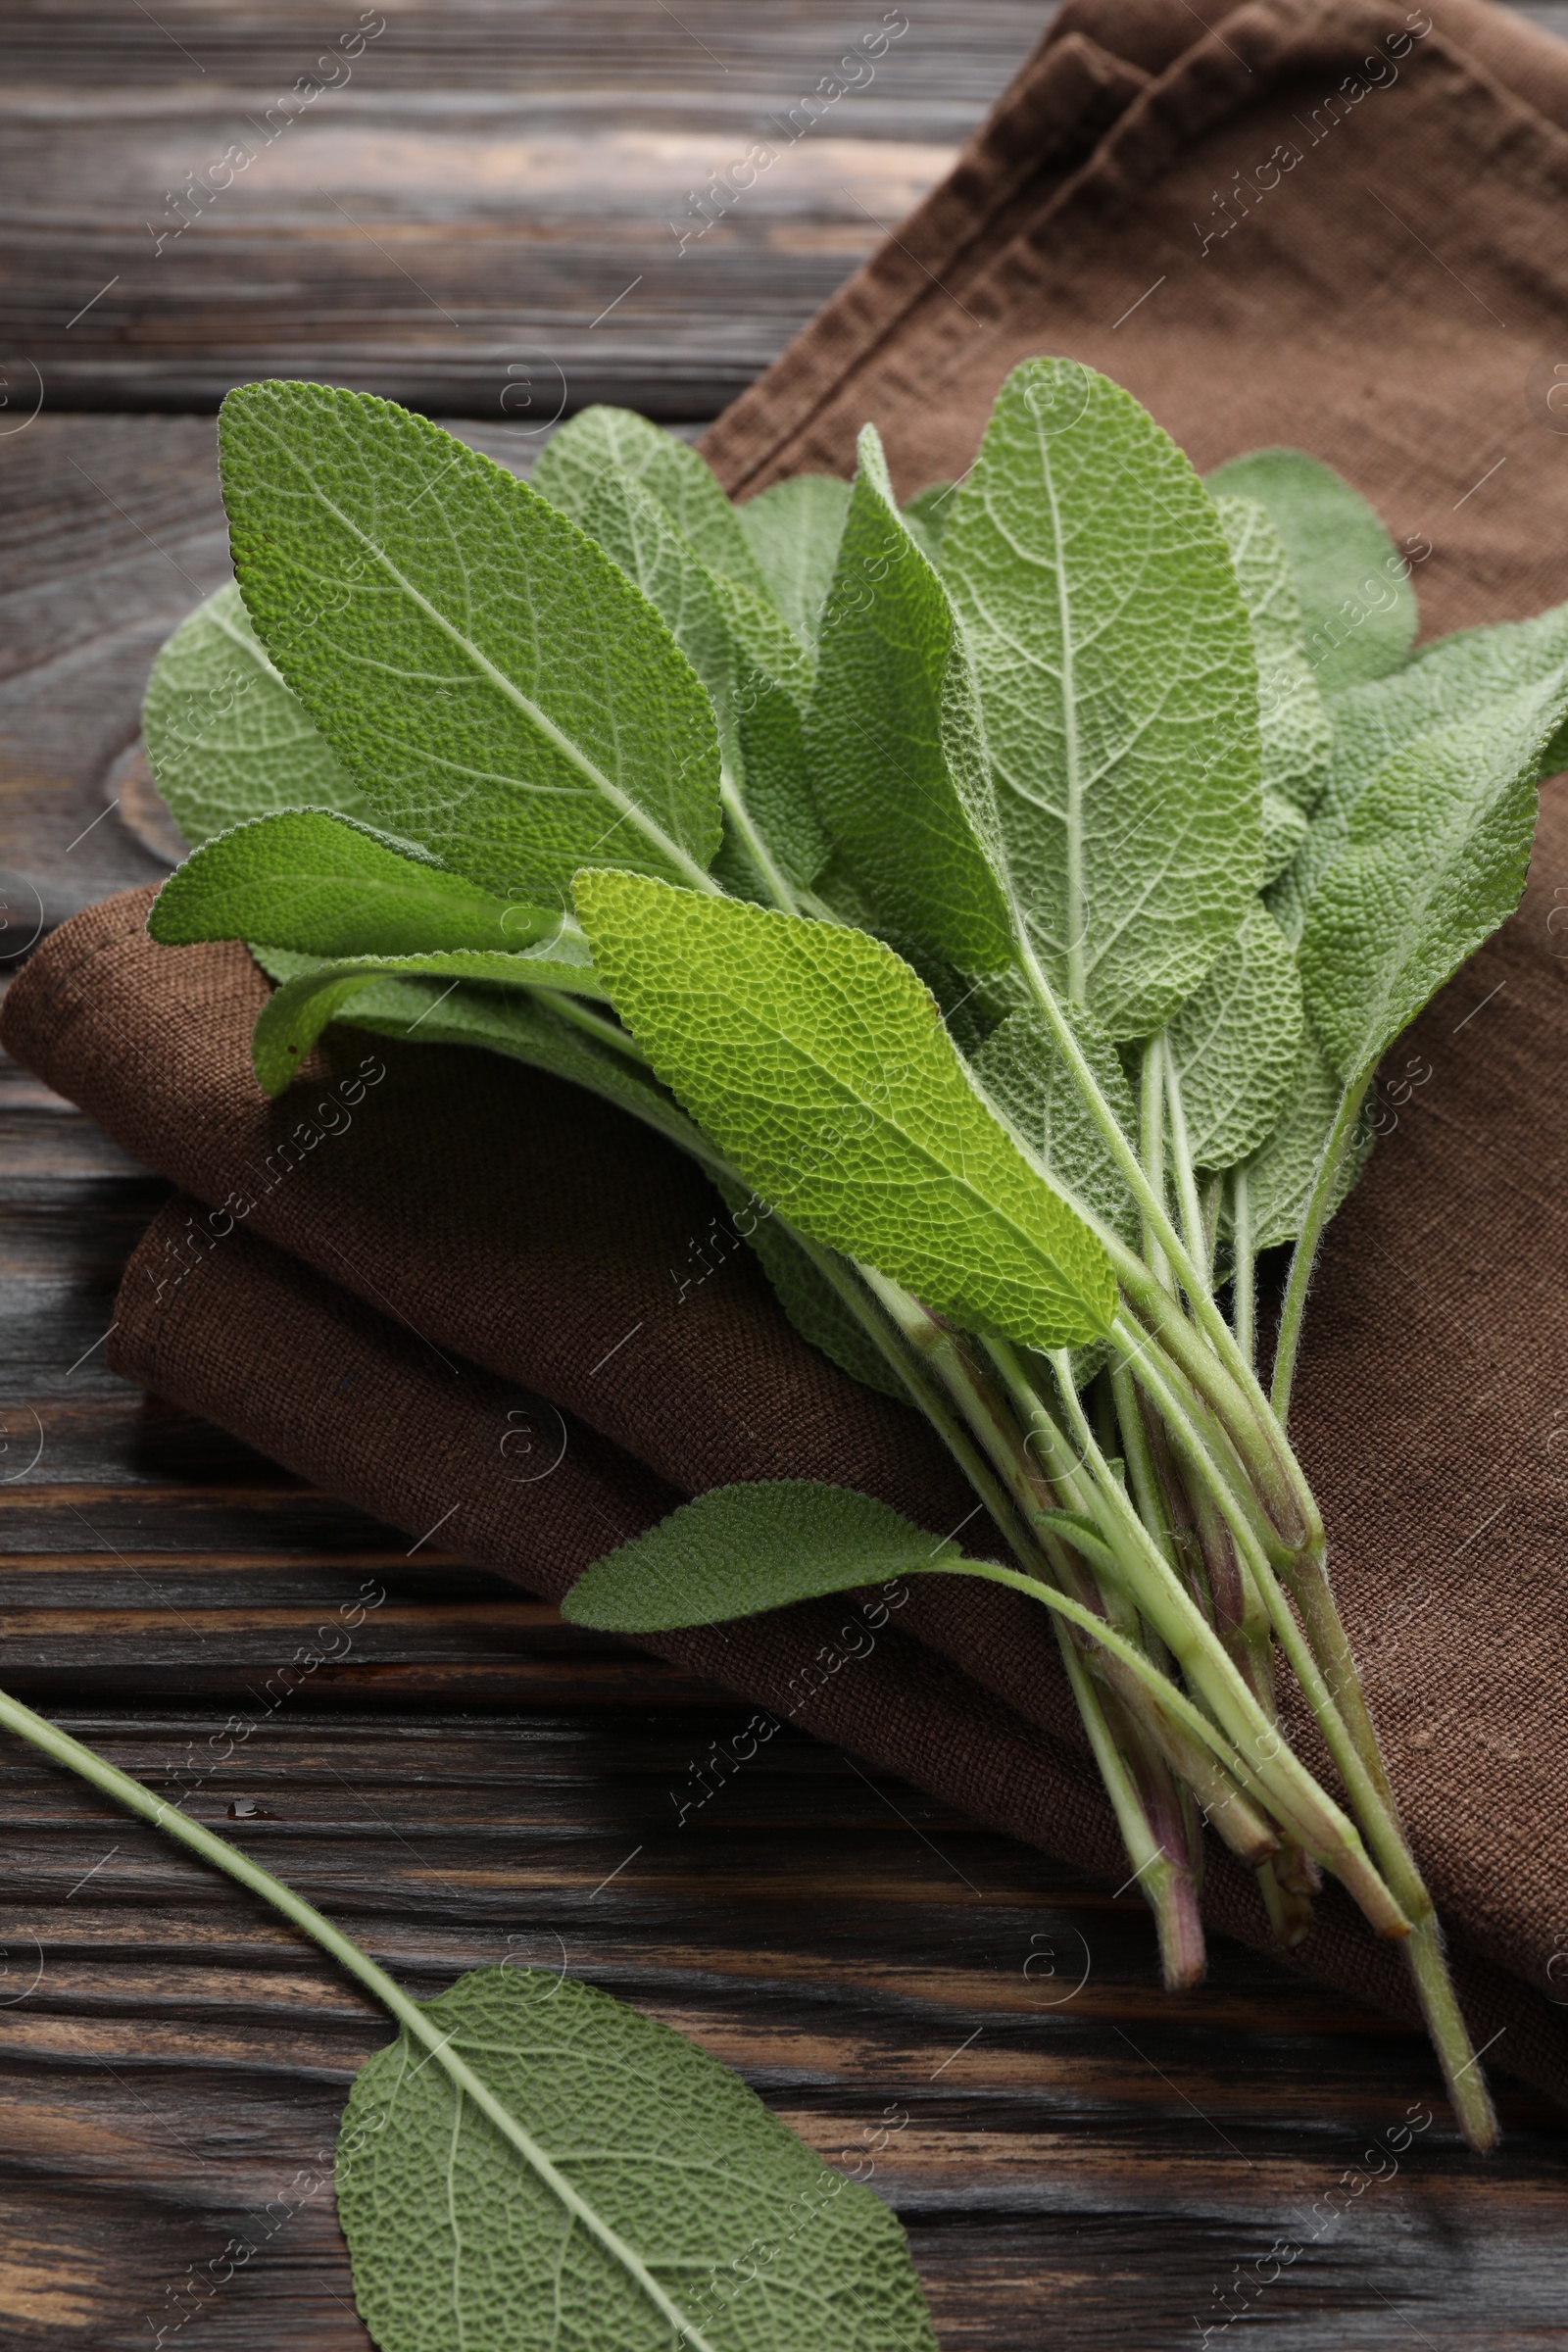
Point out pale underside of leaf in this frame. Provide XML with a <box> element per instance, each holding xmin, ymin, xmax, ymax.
<box><xmin>532</xmin><ymin>403</ymin><xmax>773</xmax><ymax>605</ymax></box>
<box><xmin>969</xmin><ymin>1003</ymin><xmax>1139</xmax><ymax>1249</ymax></box>
<box><xmin>1236</xmin><ymin>1013</ymin><xmax>1372</xmax><ymax>1251</ymax></box>
<box><xmin>1166</xmin><ymin>902</ymin><xmax>1304</xmax><ymax>1171</ymax></box>
<box><xmin>1212</xmin><ymin>493</ymin><xmax>1333</xmax><ymax>815</ymax></box>
<box><xmin>141</xmin><ymin>580</ymin><xmax>368</xmax><ymax>847</ymax></box>
<box><xmin>944</xmin><ymin>361</ymin><xmax>1262</xmax><ymax>1039</ymax></box>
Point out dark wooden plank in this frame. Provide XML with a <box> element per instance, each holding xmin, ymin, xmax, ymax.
<box><xmin>2</xmin><ymin>1</ymin><xmax>1051</xmax><ymax>416</ymax></box>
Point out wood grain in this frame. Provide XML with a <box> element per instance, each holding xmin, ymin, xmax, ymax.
<box><xmin>2</xmin><ymin>6</ymin><xmax>1568</xmax><ymax>2344</ymax></box>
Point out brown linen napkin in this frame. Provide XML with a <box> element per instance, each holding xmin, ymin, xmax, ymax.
<box><xmin>8</xmin><ymin>0</ymin><xmax>1568</xmax><ymax>2096</ymax></box>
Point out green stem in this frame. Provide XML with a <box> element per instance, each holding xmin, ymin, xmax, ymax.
<box><xmin>718</xmin><ymin>771</ymin><xmax>801</xmax><ymax>916</ymax></box>
<box><xmin>1271</xmin><ymin>1069</ymin><xmax>1372</xmax><ymax>1425</ymax></box>
<box><xmin>1161</xmin><ymin>1037</ymin><xmax>1207</xmax><ymax>1268</ymax></box>
<box><xmin>1139</xmin><ymin>1034</ymin><xmax>1171</xmax><ymax>1291</ymax></box>
<box><xmin>1232</xmin><ymin>1162</ymin><xmax>1256</xmax><ymax>1371</ymax></box>
<box><xmin>0</xmin><ymin>1687</ymin><xmax>726</xmax><ymax>2351</ymax></box>
<box><xmin>532</xmin><ymin>990</ymin><xmax>654</xmax><ymax>1063</ymax></box>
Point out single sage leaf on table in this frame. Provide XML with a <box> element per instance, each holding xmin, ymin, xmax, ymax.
<box><xmin>219</xmin><ymin>381</ymin><xmax>722</xmax><ymax>903</ymax></box>
<box><xmin>807</xmin><ymin>422</ymin><xmax>1016</xmax><ymax>974</ymax></box>
<box><xmin>1270</xmin><ymin>598</ymin><xmax>1568</xmax><ymax>944</ymax></box>
<box><xmin>1235</xmin><ymin>1013</ymin><xmax>1372</xmax><ymax>1250</ymax></box>
<box><xmin>1204</xmin><ymin>447</ymin><xmax>1416</xmax><ymax>691</ymax></box>
<box><xmin>148</xmin><ymin>808</ymin><xmax>571</xmax><ymax>959</ymax></box>
<box><xmin>736</xmin><ymin>473</ymin><xmax>852</xmax><ymax>648</ymax></box>
<box><xmin>339</xmin><ymin>1963</ymin><xmax>938</xmax><ymax>2352</ymax></box>
<box><xmin>1165</xmin><ymin>902</ymin><xmax>1304</xmax><ymax>1172</ymax></box>
<box><xmin>943</xmin><ymin>359</ymin><xmax>1262</xmax><ymax>1038</ymax></box>
<box><xmin>1299</xmin><ymin>665</ymin><xmax>1568</xmax><ymax>1084</ymax></box>
<box><xmin>573</xmin><ymin>870</ymin><xmax>1117</xmax><ymax>1350</ymax></box>
<box><xmin>142</xmin><ymin>580</ymin><xmax>368</xmax><ymax>846</ymax></box>
<box><xmin>1211</xmin><ymin>493</ymin><xmax>1334</xmax><ymax>815</ymax></box>
<box><xmin>533</xmin><ymin>403</ymin><xmax>773</xmax><ymax>606</ymax></box>
<box><xmin>565</xmin><ymin>1479</ymin><xmax>988</xmax><ymax>1630</ymax></box>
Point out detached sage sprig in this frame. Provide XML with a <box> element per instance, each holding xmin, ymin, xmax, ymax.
<box><xmin>139</xmin><ymin>362</ymin><xmax>1568</xmax><ymax>2159</ymax></box>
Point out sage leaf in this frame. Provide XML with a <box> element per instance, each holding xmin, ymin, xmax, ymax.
<box><xmin>219</xmin><ymin>381</ymin><xmax>723</xmax><ymax>903</ymax></box>
<box><xmin>1205</xmin><ymin>448</ymin><xmax>1415</xmax><ymax>691</ymax></box>
<box><xmin>807</xmin><ymin>424</ymin><xmax>1016</xmax><ymax>973</ymax></box>
<box><xmin>148</xmin><ymin>808</ymin><xmax>570</xmax><ymax>959</ymax></box>
<box><xmin>1270</xmin><ymin>599</ymin><xmax>1568</xmax><ymax>944</ymax></box>
<box><xmin>1299</xmin><ymin>666</ymin><xmax>1568</xmax><ymax>1083</ymax></box>
<box><xmin>1238</xmin><ymin>1015</ymin><xmax>1372</xmax><ymax>1250</ymax></box>
<box><xmin>1212</xmin><ymin>494</ymin><xmax>1333</xmax><ymax>814</ymax></box>
<box><xmin>900</xmin><ymin>483</ymin><xmax>954</xmax><ymax>564</ymax></box>
<box><xmin>1166</xmin><ymin>903</ymin><xmax>1304</xmax><ymax>1172</ymax></box>
<box><xmin>339</xmin><ymin>1962</ymin><xmax>938</xmax><ymax>2352</ymax></box>
<box><xmin>943</xmin><ymin>360</ymin><xmax>1262</xmax><ymax>1038</ymax></box>
<box><xmin>564</xmin><ymin>1479</ymin><xmax>984</xmax><ymax>1630</ymax></box>
<box><xmin>533</xmin><ymin>403</ymin><xmax>772</xmax><ymax>603</ymax></box>
<box><xmin>142</xmin><ymin>581</ymin><xmax>367</xmax><ymax>846</ymax></box>
<box><xmin>712</xmin><ymin>1184</ymin><xmax>906</xmax><ymax>1401</ymax></box>
<box><xmin>1261</xmin><ymin>788</ymin><xmax>1309</xmax><ymax>886</ymax></box>
<box><xmin>573</xmin><ymin>872</ymin><xmax>1117</xmax><ymax>1350</ymax></box>
<box><xmin>250</xmin><ymin>935</ymin><xmax>607</xmax><ymax>1096</ymax></box>
<box><xmin>969</xmin><ymin>1003</ymin><xmax>1139</xmax><ymax>1248</ymax></box>
<box><xmin>737</xmin><ymin>473</ymin><xmax>851</xmax><ymax>647</ymax></box>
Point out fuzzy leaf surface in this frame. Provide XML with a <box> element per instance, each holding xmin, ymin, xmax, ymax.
<box><xmin>1205</xmin><ymin>448</ymin><xmax>1415</xmax><ymax>691</ymax></box>
<box><xmin>1238</xmin><ymin>1015</ymin><xmax>1372</xmax><ymax>1250</ymax></box>
<box><xmin>148</xmin><ymin>808</ymin><xmax>565</xmax><ymax>959</ymax></box>
<box><xmin>250</xmin><ymin>937</ymin><xmax>607</xmax><ymax>1094</ymax></box>
<box><xmin>737</xmin><ymin>474</ymin><xmax>851</xmax><ymax>647</ymax></box>
<box><xmin>219</xmin><ymin>381</ymin><xmax>722</xmax><ymax>903</ymax></box>
<box><xmin>808</xmin><ymin>424</ymin><xmax>1015</xmax><ymax>972</ymax></box>
<box><xmin>1270</xmin><ymin>599</ymin><xmax>1568</xmax><ymax>944</ymax></box>
<box><xmin>142</xmin><ymin>581</ymin><xmax>367</xmax><ymax>846</ymax></box>
<box><xmin>574</xmin><ymin>873</ymin><xmax>1117</xmax><ymax>1349</ymax></box>
<box><xmin>338</xmin><ymin>1963</ymin><xmax>937</xmax><ymax>2352</ymax></box>
<box><xmin>1261</xmin><ymin>788</ymin><xmax>1309</xmax><ymax>885</ymax></box>
<box><xmin>532</xmin><ymin>404</ymin><xmax>771</xmax><ymax>600</ymax></box>
<box><xmin>1212</xmin><ymin>493</ymin><xmax>1333</xmax><ymax>814</ymax></box>
<box><xmin>1299</xmin><ymin>668</ymin><xmax>1568</xmax><ymax>1081</ymax></box>
<box><xmin>900</xmin><ymin>483</ymin><xmax>954</xmax><ymax>564</ymax></box>
<box><xmin>565</xmin><ymin>1480</ymin><xmax>982</xmax><ymax>1630</ymax></box>
<box><xmin>943</xmin><ymin>360</ymin><xmax>1262</xmax><ymax>1038</ymax></box>
<box><xmin>969</xmin><ymin>1004</ymin><xmax>1139</xmax><ymax>1248</ymax></box>
<box><xmin>1166</xmin><ymin>902</ymin><xmax>1303</xmax><ymax>1171</ymax></box>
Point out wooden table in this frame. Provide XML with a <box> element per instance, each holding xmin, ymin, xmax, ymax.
<box><xmin>2</xmin><ymin>6</ymin><xmax>1566</xmax><ymax>2345</ymax></box>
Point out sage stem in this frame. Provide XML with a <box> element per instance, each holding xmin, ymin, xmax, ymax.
<box><xmin>1271</xmin><ymin>1068</ymin><xmax>1373</xmax><ymax>1424</ymax></box>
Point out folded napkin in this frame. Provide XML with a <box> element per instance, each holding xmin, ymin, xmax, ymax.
<box><xmin>9</xmin><ymin>0</ymin><xmax>1568</xmax><ymax>2102</ymax></box>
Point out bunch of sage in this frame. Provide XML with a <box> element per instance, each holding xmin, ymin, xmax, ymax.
<box><xmin>122</xmin><ymin>359</ymin><xmax>1568</xmax><ymax>2155</ymax></box>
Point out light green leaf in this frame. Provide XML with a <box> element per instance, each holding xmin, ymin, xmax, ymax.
<box><xmin>807</xmin><ymin>424</ymin><xmax>1016</xmax><ymax>974</ymax></box>
<box><xmin>533</xmin><ymin>404</ymin><xmax>771</xmax><ymax>603</ymax></box>
<box><xmin>1238</xmin><ymin>1015</ymin><xmax>1372</xmax><ymax>1250</ymax></box>
<box><xmin>1204</xmin><ymin>448</ymin><xmax>1415</xmax><ymax>692</ymax></box>
<box><xmin>1299</xmin><ymin>667</ymin><xmax>1568</xmax><ymax>1082</ymax></box>
<box><xmin>219</xmin><ymin>381</ymin><xmax>722</xmax><ymax>904</ymax></box>
<box><xmin>736</xmin><ymin>474</ymin><xmax>851</xmax><ymax>647</ymax></box>
<box><xmin>1270</xmin><ymin>599</ymin><xmax>1568</xmax><ymax>944</ymax></box>
<box><xmin>969</xmin><ymin>1003</ymin><xmax>1138</xmax><ymax>1248</ymax></box>
<box><xmin>148</xmin><ymin>808</ymin><xmax>569</xmax><ymax>959</ymax></box>
<box><xmin>943</xmin><ymin>360</ymin><xmax>1262</xmax><ymax>1039</ymax></box>
<box><xmin>709</xmin><ymin>570</ymin><xmax>817</xmax><ymax>714</ymax></box>
<box><xmin>565</xmin><ymin>1479</ymin><xmax>983</xmax><ymax>1631</ymax></box>
<box><xmin>573</xmin><ymin>872</ymin><xmax>1117</xmax><ymax>1350</ymax></box>
<box><xmin>142</xmin><ymin>581</ymin><xmax>368</xmax><ymax>846</ymax></box>
<box><xmin>1261</xmin><ymin>788</ymin><xmax>1308</xmax><ymax>885</ymax></box>
<box><xmin>900</xmin><ymin>483</ymin><xmax>954</xmax><ymax>565</ymax></box>
<box><xmin>1166</xmin><ymin>903</ymin><xmax>1304</xmax><ymax>1172</ymax></box>
<box><xmin>1212</xmin><ymin>494</ymin><xmax>1333</xmax><ymax>814</ymax></box>
<box><xmin>339</xmin><ymin>1962</ymin><xmax>938</xmax><ymax>2352</ymax></box>
<box><xmin>713</xmin><ymin>1184</ymin><xmax>906</xmax><ymax>1401</ymax></box>
<box><xmin>251</xmin><ymin>935</ymin><xmax>606</xmax><ymax>1095</ymax></box>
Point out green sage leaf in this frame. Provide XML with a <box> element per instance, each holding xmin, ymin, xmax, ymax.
<box><xmin>1261</xmin><ymin>788</ymin><xmax>1309</xmax><ymax>886</ymax></box>
<box><xmin>142</xmin><ymin>581</ymin><xmax>368</xmax><ymax>847</ymax></box>
<box><xmin>533</xmin><ymin>404</ymin><xmax>771</xmax><ymax>603</ymax></box>
<box><xmin>1204</xmin><ymin>448</ymin><xmax>1415</xmax><ymax>691</ymax></box>
<box><xmin>1298</xmin><ymin>667</ymin><xmax>1568</xmax><ymax>1083</ymax></box>
<box><xmin>1237</xmin><ymin>1015</ymin><xmax>1372</xmax><ymax>1250</ymax></box>
<box><xmin>219</xmin><ymin>381</ymin><xmax>722</xmax><ymax>904</ymax></box>
<box><xmin>943</xmin><ymin>360</ymin><xmax>1262</xmax><ymax>1038</ymax></box>
<box><xmin>713</xmin><ymin>1183</ymin><xmax>906</xmax><ymax>1401</ymax></box>
<box><xmin>737</xmin><ymin>474</ymin><xmax>852</xmax><ymax>647</ymax></box>
<box><xmin>148</xmin><ymin>808</ymin><xmax>567</xmax><ymax>959</ymax></box>
<box><xmin>573</xmin><ymin>872</ymin><xmax>1117</xmax><ymax>1350</ymax></box>
<box><xmin>565</xmin><ymin>1479</ymin><xmax>983</xmax><ymax>1630</ymax></box>
<box><xmin>339</xmin><ymin>1962</ymin><xmax>938</xmax><ymax>2352</ymax></box>
<box><xmin>969</xmin><ymin>1004</ymin><xmax>1138</xmax><ymax>1249</ymax></box>
<box><xmin>1166</xmin><ymin>903</ymin><xmax>1304</xmax><ymax>1172</ymax></box>
<box><xmin>807</xmin><ymin>424</ymin><xmax>1016</xmax><ymax>974</ymax></box>
<box><xmin>900</xmin><ymin>483</ymin><xmax>954</xmax><ymax>565</ymax></box>
<box><xmin>1212</xmin><ymin>493</ymin><xmax>1333</xmax><ymax>814</ymax></box>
